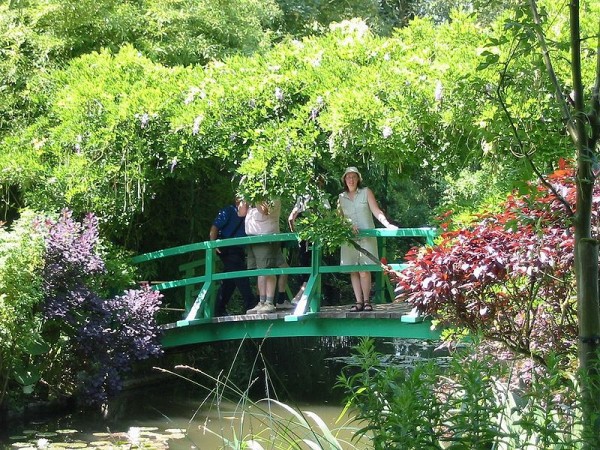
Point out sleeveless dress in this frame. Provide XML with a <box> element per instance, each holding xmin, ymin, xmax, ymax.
<box><xmin>338</xmin><ymin>188</ymin><xmax>378</xmax><ymax>265</ymax></box>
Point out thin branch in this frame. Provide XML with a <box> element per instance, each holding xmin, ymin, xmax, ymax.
<box><xmin>495</xmin><ymin>38</ymin><xmax>575</xmax><ymax>216</ymax></box>
<box><xmin>529</xmin><ymin>0</ymin><xmax>577</xmax><ymax>140</ymax></box>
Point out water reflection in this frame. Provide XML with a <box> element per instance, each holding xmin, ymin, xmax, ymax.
<box><xmin>2</xmin><ymin>336</ymin><xmax>443</xmax><ymax>449</ymax></box>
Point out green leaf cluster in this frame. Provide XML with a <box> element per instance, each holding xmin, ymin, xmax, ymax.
<box><xmin>338</xmin><ymin>338</ymin><xmax>590</xmax><ymax>449</ymax></box>
<box><xmin>1</xmin><ymin>1</ymin><xmax>598</xmax><ymax>253</ymax></box>
<box><xmin>0</xmin><ymin>210</ymin><xmax>45</xmax><ymax>405</ymax></box>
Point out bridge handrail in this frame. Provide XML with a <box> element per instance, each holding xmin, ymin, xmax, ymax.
<box><xmin>131</xmin><ymin>228</ymin><xmax>435</xmax><ymax>264</ymax></box>
<box><xmin>131</xmin><ymin>227</ymin><xmax>436</xmax><ymax>322</ymax></box>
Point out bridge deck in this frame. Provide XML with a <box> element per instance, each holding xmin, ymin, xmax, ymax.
<box><xmin>161</xmin><ymin>302</ymin><xmax>438</xmax><ymax>347</ymax></box>
<box><xmin>212</xmin><ymin>301</ymin><xmax>414</xmax><ymax>323</ymax></box>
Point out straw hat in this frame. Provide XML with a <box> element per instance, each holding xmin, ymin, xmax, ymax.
<box><xmin>341</xmin><ymin>166</ymin><xmax>362</xmax><ymax>183</ymax></box>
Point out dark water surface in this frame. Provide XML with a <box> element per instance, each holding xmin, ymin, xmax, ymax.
<box><xmin>1</xmin><ymin>337</ymin><xmax>444</xmax><ymax>449</ymax></box>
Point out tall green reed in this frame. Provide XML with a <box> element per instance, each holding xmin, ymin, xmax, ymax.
<box><xmin>154</xmin><ymin>334</ymin><xmax>369</xmax><ymax>449</ymax></box>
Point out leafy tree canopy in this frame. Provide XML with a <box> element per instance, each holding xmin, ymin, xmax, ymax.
<box><xmin>0</xmin><ymin>1</ymin><xmax>597</xmax><ymax>252</ymax></box>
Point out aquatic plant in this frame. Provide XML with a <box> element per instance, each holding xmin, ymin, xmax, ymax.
<box><xmin>338</xmin><ymin>338</ymin><xmax>588</xmax><ymax>449</ymax></box>
<box><xmin>152</xmin><ymin>335</ymin><xmax>369</xmax><ymax>449</ymax></box>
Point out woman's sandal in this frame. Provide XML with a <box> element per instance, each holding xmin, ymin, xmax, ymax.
<box><xmin>349</xmin><ymin>303</ymin><xmax>364</xmax><ymax>312</ymax></box>
<box><xmin>363</xmin><ymin>303</ymin><xmax>373</xmax><ymax>312</ymax></box>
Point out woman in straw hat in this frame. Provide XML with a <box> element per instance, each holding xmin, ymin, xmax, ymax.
<box><xmin>338</xmin><ymin>166</ymin><xmax>397</xmax><ymax>312</ymax></box>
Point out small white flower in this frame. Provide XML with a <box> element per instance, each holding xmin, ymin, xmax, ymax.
<box><xmin>140</xmin><ymin>113</ymin><xmax>150</xmax><ymax>128</ymax></box>
<box><xmin>275</xmin><ymin>87</ymin><xmax>284</xmax><ymax>101</ymax></box>
<box><xmin>184</xmin><ymin>87</ymin><xmax>206</xmax><ymax>104</ymax></box>
<box><xmin>37</xmin><ymin>438</ymin><xmax>49</xmax><ymax>449</ymax></box>
<box><xmin>192</xmin><ymin>115</ymin><xmax>204</xmax><ymax>135</ymax></box>
<box><xmin>184</xmin><ymin>92</ymin><xmax>195</xmax><ymax>105</ymax></box>
<box><xmin>32</xmin><ymin>137</ymin><xmax>47</xmax><ymax>150</ymax></box>
<box><xmin>434</xmin><ymin>81</ymin><xmax>443</xmax><ymax>102</ymax></box>
<box><xmin>382</xmin><ymin>126</ymin><xmax>393</xmax><ymax>139</ymax></box>
<box><xmin>128</xmin><ymin>426</ymin><xmax>141</xmax><ymax>445</ymax></box>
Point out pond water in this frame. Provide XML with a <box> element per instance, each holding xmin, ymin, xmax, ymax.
<box><xmin>1</xmin><ymin>337</ymin><xmax>445</xmax><ymax>449</ymax></box>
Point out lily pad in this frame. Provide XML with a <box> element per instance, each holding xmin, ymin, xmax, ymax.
<box><xmin>62</xmin><ymin>443</ymin><xmax>88</xmax><ymax>448</ymax></box>
<box><xmin>167</xmin><ymin>433</ymin><xmax>186</xmax><ymax>440</ymax></box>
<box><xmin>36</xmin><ymin>432</ymin><xmax>58</xmax><ymax>438</ymax></box>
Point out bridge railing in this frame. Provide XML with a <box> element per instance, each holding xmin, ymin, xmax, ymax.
<box><xmin>131</xmin><ymin>228</ymin><xmax>436</xmax><ymax>325</ymax></box>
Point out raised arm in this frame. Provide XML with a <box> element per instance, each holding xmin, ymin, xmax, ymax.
<box><xmin>288</xmin><ymin>206</ymin><xmax>300</xmax><ymax>231</ymax></box>
<box><xmin>237</xmin><ymin>201</ymin><xmax>249</xmax><ymax>217</ymax></box>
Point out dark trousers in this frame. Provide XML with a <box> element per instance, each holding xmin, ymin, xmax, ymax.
<box><xmin>215</xmin><ymin>248</ymin><xmax>256</xmax><ymax>316</ymax></box>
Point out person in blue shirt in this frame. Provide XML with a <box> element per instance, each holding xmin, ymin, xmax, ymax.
<box><xmin>209</xmin><ymin>197</ymin><xmax>257</xmax><ymax>316</ymax></box>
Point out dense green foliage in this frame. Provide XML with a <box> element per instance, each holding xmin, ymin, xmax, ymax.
<box><xmin>1</xmin><ymin>0</ymin><xmax>599</xmax><ymax>429</ymax></box>
<box><xmin>0</xmin><ymin>211</ymin><xmax>45</xmax><ymax>407</ymax></box>
<box><xmin>0</xmin><ymin>210</ymin><xmax>161</xmax><ymax>409</ymax></box>
<box><xmin>5</xmin><ymin>1</ymin><xmax>598</xmax><ymax>250</ymax></box>
<box><xmin>339</xmin><ymin>338</ymin><xmax>594</xmax><ymax>449</ymax></box>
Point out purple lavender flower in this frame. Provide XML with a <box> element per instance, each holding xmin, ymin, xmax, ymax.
<box><xmin>40</xmin><ymin>210</ymin><xmax>163</xmax><ymax>406</ymax></box>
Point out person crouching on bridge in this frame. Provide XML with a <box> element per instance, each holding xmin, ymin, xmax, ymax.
<box><xmin>338</xmin><ymin>167</ymin><xmax>398</xmax><ymax>312</ymax></box>
<box><xmin>238</xmin><ymin>198</ymin><xmax>286</xmax><ymax>314</ymax></box>
<box><xmin>209</xmin><ymin>197</ymin><xmax>257</xmax><ymax>316</ymax></box>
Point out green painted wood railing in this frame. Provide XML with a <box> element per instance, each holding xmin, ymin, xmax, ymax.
<box><xmin>131</xmin><ymin>228</ymin><xmax>436</xmax><ymax>325</ymax></box>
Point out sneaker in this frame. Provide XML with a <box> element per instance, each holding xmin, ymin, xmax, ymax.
<box><xmin>257</xmin><ymin>302</ymin><xmax>276</xmax><ymax>313</ymax></box>
<box><xmin>246</xmin><ymin>301</ymin><xmax>265</xmax><ymax>314</ymax></box>
<box><xmin>276</xmin><ymin>300</ymin><xmax>295</xmax><ymax>310</ymax></box>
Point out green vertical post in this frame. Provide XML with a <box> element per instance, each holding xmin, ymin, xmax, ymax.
<box><xmin>374</xmin><ymin>236</ymin><xmax>385</xmax><ymax>304</ymax></box>
<box><xmin>309</xmin><ymin>242</ymin><xmax>322</xmax><ymax>312</ymax></box>
<box><xmin>203</xmin><ymin>244</ymin><xmax>216</xmax><ymax>319</ymax></box>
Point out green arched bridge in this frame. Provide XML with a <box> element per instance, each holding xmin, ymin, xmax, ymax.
<box><xmin>131</xmin><ymin>228</ymin><xmax>440</xmax><ymax>348</ymax></box>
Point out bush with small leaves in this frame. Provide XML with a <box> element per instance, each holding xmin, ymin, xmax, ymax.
<box><xmin>395</xmin><ymin>165</ymin><xmax>584</xmax><ymax>369</ymax></box>
<box><xmin>39</xmin><ymin>210</ymin><xmax>163</xmax><ymax>406</ymax></box>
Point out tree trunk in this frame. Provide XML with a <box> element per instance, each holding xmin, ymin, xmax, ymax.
<box><xmin>529</xmin><ymin>0</ymin><xmax>600</xmax><ymax>443</ymax></box>
<box><xmin>570</xmin><ymin>0</ymin><xmax>600</xmax><ymax>443</ymax></box>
